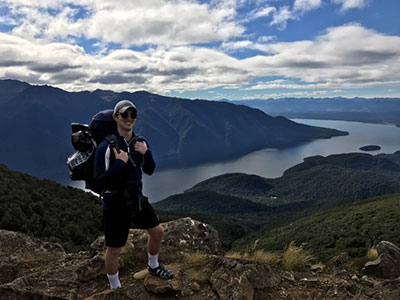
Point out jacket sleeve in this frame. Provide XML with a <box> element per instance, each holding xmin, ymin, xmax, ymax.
<box><xmin>94</xmin><ymin>140</ymin><xmax>126</xmax><ymax>191</ymax></box>
<box><xmin>140</xmin><ymin>138</ymin><xmax>156</xmax><ymax>175</ymax></box>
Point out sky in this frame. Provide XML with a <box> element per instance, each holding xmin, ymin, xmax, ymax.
<box><xmin>0</xmin><ymin>0</ymin><xmax>399</xmax><ymax>100</ymax></box>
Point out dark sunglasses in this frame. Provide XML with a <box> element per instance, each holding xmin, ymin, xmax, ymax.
<box><xmin>119</xmin><ymin>111</ymin><xmax>137</xmax><ymax>119</ymax></box>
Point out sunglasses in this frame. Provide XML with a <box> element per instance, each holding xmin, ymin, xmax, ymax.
<box><xmin>119</xmin><ymin>111</ymin><xmax>137</xmax><ymax>119</ymax></box>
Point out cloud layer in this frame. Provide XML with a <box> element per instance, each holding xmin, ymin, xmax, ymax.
<box><xmin>0</xmin><ymin>0</ymin><xmax>398</xmax><ymax>98</ymax></box>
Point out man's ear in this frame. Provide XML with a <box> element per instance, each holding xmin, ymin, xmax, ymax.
<box><xmin>112</xmin><ymin>113</ymin><xmax>118</xmax><ymax>121</ymax></box>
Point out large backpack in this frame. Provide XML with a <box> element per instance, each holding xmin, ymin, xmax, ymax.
<box><xmin>67</xmin><ymin>109</ymin><xmax>118</xmax><ymax>193</ymax></box>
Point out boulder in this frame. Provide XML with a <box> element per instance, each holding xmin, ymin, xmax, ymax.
<box><xmin>362</xmin><ymin>241</ymin><xmax>400</xmax><ymax>279</ymax></box>
<box><xmin>90</xmin><ymin>217</ymin><xmax>224</xmax><ymax>263</ymax></box>
<box><xmin>144</xmin><ymin>264</ymin><xmax>182</xmax><ymax>294</ymax></box>
<box><xmin>206</xmin><ymin>256</ymin><xmax>282</xmax><ymax>300</ymax></box>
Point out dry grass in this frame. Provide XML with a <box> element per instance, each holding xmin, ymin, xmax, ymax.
<box><xmin>350</xmin><ymin>247</ymin><xmax>380</xmax><ymax>272</ymax></box>
<box><xmin>225</xmin><ymin>252</ymin><xmax>243</xmax><ymax>259</ymax></box>
<box><xmin>367</xmin><ymin>247</ymin><xmax>379</xmax><ymax>261</ymax></box>
<box><xmin>282</xmin><ymin>242</ymin><xmax>314</xmax><ymax>272</ymax></box>
<box><xmin>249</xmin><ymin>250</ymin><xmax>280</xmax><ymax>264</ymax></box>
<box><xmin>226</xmin><ymin>250</ymin><xmax>280</xmax><ymax>264</ymax></box>
<box><xmin>311</xmin><ymin>262</ymin><xmax>325</xmax><ymax>271</ymax></box>
<box><xmin>184</xmin><ymin>251</ymin><xmax>208</xmax><ymax>266</ymax></box>
<box><xmin>187</xmin><ymin>269</ymin><xmax>209</xmax><ymax>282</ymax></box>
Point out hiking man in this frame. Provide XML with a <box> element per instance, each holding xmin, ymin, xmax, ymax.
<box><xmin>94</xmin><ymin>100</ymin><xmax>173</xmax><ymax>290</ymax></box>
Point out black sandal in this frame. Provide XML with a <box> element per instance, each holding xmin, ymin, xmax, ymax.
<box><xmin>148</xmin><ymin>264</ymin><xmax>174</xmax><ymax>279</ymax></box>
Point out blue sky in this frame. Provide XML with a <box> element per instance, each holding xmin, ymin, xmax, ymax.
<box><xmin>0</xmin><ymin>0</ymin><xmax>399</xmax><ymax>100</ymax></box>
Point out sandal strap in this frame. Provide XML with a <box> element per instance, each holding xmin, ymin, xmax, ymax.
<box><xmin>148</xmin><ymin>264</ymin><xmax>173</xmax><ymax>279</ymax></box>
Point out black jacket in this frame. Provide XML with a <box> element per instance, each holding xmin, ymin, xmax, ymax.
<box><xmin>94</xmin><ymin>131</ymin><xmax>156</xmax><ymax>210</ymax></box>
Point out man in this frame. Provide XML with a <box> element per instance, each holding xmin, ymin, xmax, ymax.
<box><xmin>94</xmin><ymin>100</ymin><xmax>173</xmax><ymax>290</ymax></box>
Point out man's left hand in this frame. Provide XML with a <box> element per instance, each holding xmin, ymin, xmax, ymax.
<box><xmin>134</xmin><ymin>141</ymin><xmax>148</xmax><ymax>155</ymax></box>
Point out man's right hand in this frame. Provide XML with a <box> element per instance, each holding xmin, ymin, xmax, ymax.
<box><xmin>113</xmin><ymin>147</ymin><xmax>129</xmax><ymax>163</ymax></box>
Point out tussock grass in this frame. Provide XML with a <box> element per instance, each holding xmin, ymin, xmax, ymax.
<box><xmin>226</xmin><ymin>250</ymin><xmax>280</xmax><ymax>264</ymax></box>
<box><xmin>225</xmin><ymin>251</ymin><xmax>243</xmax><ymax>259</ymax></box>
<box><xmin>311</xmin><ymin>262</ymin><xmax>325</xmax><ymax>271</ymax></box>
<box><xmin>367</xmin><ymin>247</ymin><xmax>379</xmax><ymax>261</ymax></box>
<box><xmin>184</xmin><ymin>251</ymin><xmax>208</xmax><ymax>266</ymax></box>
<box><xmin>187</xmin><ymin>270</ymin><xmax>209</xmax><ymax>282</ymax></box>
<box><xmin>350</xmin><ymin>247</ymin><xmax>380</xmax><ymax>272</ymax></box>
<box><xmin>250</xmin><ymin>250</ymin><xmax>280</xmax><ymax>264</ymax></box>
<box><xmin>282</xmin><ymin>242</ymin><xmax>314</xmax><ymax>272</ymax></box>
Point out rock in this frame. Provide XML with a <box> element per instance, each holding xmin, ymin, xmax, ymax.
<box><xmin>77</xmin><ymin>254</ymin><xmax>105</xmax><ymax>281</ymax></box>
<box><xmin>84</xmin><ymin>288</ymin><xmax>130</xmax><ymax>300</ymax></box>
<box><xmin>326</xmin><ymin>252</ymin><xmax>351</xmax><ymax>271</ymax></box>
<box><xmin>143</xmin><ymin>264</ymin><xmax>182</xmax><ymax>294</ymax></box>
<box><xmin>207</xmin><ymin>256</ymin><xmax>282</xmax><ymax>300</ymax></box>
<box><xmin>90</xmin><ymin>217</ymin><xmax>224</xmax><ymax>264</ymax></box>
<box><xmin>2</xmin><ymin>227</ymin><xmax>400</xmax><ymax>300</ymax></box>
<box><xmin>133</xmin><ymin>268</ymin><xmax>148</xmax><ymax>280</ymax></box>
<box><xmin>362</xmin><ymin>241</ymin><xmax>400</xmax><ymax>279</ymax></box>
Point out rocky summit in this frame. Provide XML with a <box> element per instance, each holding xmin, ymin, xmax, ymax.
<box><xmin>1</xmin><ymin>217</ymin><xmax>400</xmax><ymax>300</ymax></box>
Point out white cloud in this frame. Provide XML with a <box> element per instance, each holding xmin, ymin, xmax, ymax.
<box><xmin>294</xmin><ymin>0</ymin><xmax>322</xmax><ymax>12</ymax></box>
<box><xmin>2</xmin><ymin>0</ymin><xmax>244</xmax><ymax>46</ymax></box>
<box><xmin>269</xmin><ymin>6</ymin><xmax>294</xmax><ymax>29</ymax></box>
<box><xmin>0</xmin><ymin>17</ymin><xmax>399</xmax><ymax>97</ymax></box>
<box><xmin>244</xmin><ymin>24</ymin><xmax>400</xmax><ymax>85</ymax></box>
<box><xmin>253</xmin><ymin>6</ymin><xmax>276</xmax><ymax>18</ymax></box>
<box><xmin>332</xmin><ymin>0</ymin><xmax>368</xmax><ymax>12</ymax></box>
<box><xmin>251</xmin><ymin>0</ymin><xmax>321</xmax><ymax>30</ymax></box>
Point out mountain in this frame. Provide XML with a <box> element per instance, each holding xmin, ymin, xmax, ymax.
<box><xmin>154</xmin><ymin>151</ymin><xmax>400</xmax><ymax>222</ymax></box>
<box><xmin>0</xmin><ymin>79</ymin><xmax>346</xmax><ymax>184</ymax></box>
<box><xmin>232</xmin><ymin>193</ymin><xmax>400</xmax><ymax>262</ymax></box>
<box><xmin>225</xmin><ymin>97</ymin><xmax>400</xmax><ymax>126</ymax></box>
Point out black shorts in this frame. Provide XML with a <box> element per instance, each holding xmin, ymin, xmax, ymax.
<box><xmin>102</xmin><ymin>198</ymin><xmax>160</xmax><ymax>248</ymax></box>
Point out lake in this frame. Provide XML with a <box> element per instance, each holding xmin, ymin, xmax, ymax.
<box><xmin>141</xmin><ymin>119</ymin><xmax>400</xmax><ymax>202</ymax></box>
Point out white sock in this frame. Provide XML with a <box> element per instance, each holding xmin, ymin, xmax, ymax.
<box><xmin>107</xmin><ymin>271</ymin><xmax>121</xmax><ymax>290</ymax></box>
<box><xmin>148</xmin><ymin>253</ymin><xmax>159</xmax><ymax>269</ymax></box>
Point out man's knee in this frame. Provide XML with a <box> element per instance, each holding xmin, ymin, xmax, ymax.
<box><xmin>147</xmin><ymin>225</ymin><xmax>164</xmax><ymax>240</ymax></box>
<box><xmin>106</xmin><ymin>247</ymin><xmax>122</xmax><ymax>258</ymax></box>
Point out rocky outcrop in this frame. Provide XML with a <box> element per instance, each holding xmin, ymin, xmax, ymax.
<box><xmin>1</xmin><ymin>222</ymin><xmax>400</xmax><ymax>300</ymax></box>
<box><xmin>362</xmin><ymin>241</ymin><xmax>400</xmax><ymax>279</ymax></box>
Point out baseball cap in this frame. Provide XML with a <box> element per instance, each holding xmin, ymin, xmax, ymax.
<box><xmin>114</xmin><ymin>100</ymin><xmax>137</xmax><ymax>114</ymax></box>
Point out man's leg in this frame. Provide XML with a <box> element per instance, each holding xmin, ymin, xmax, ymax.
<box><xmin>146</xmin><ymin>224</ymin><xmax>164</xmax><ymax>256</ymax></box>
<box><xmin>105</xmin><ymin>247</ymin><xmax>122</xmax><ymax>289</ymax></box>
<box><xmin>145</xmin><ymin>225</ymin><xmax>173</xmax><ymax>279</ymax></box>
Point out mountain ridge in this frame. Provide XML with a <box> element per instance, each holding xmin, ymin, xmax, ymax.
<box><xmin>154</xmin><ymin>151</ymin><xmax>400</xmax><ymax>229</ymax></box>
<box><xmin>224</xmin><ymin>97</ymin><xmax>400</xmax><ymax>127</ymax></box>
<box><xmin>0</xmin><ymin>79</ymin><xmax>346</xmax><ymax>184</ymax></box>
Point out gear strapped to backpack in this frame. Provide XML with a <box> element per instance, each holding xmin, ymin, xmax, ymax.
<box><xmin>67</xmin><ymin>109</ymin><xmax>119</xmax><ymax>193</ymax></box>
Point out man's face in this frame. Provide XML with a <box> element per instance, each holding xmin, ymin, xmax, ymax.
<box><xmin>114</xmin><ymin>108</ymin><xmax>137</xmax><ymax>131</ymax></box>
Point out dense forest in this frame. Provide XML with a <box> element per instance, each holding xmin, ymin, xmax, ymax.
<box><xmin>0</xmin><ymin>164</ymin><xmax>102</xmax><ymax>252</ymax></box>
<box><xmin>231</xmin><ymin>193</ymin><xmax>400</xmax><ymax>261</ymax></box>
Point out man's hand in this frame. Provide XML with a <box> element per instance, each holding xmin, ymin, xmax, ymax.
<box><xmin>113</xmin><ymin>148</ymin><xmax>129</xmax><ymax>163</ymax></box>
<box><xmin>134</xmin><ymin>141</ymin><xmax>148</xmax><ymax>155</ymax></box>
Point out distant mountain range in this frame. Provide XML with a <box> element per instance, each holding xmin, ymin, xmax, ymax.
<box><xmin>0</xmin><ymin>79</ymin><xmax>346</xmax><ymax>183</ymax></box>
<box><xmin>154</xmin><ymin>151</ymin><xmax>400</xmax><ymax>222</ymax></box>
<box><xmin>224</xmin><ymin>97</ymin><xmax>400</xmax><ymax>126</ymax></box>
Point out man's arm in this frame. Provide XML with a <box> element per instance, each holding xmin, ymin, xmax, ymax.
<box><xmin>93</xmin><ymin>141</ymin><xmax>126</xmax><ymax>191</ymax></box>
<box><xmin>134</xmin><ymin>140</ymin><xmax>156</xmax><ymax>175</ymax></box>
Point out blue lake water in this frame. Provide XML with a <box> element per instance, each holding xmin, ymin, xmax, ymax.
<box><xmin>141</xmin><ymin>119</ymin><xmax>400</xmax><ymax>202</ymax></box>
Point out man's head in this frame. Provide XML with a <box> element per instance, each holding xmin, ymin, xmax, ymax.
<box><xmin>113</xmin><ymin>100</ymin><xmax>137</xmax><ymax>132</ymax></box>
<box><xmin>114</xmin><ymin>100</ymin><xmax>137</xmax><ymax>116</ymax></box>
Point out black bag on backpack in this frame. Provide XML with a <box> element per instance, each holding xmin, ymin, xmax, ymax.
<box><xmin>67</xmin><ymin>109</ymin><xmax>118</xmax><ymax>193</ymax></box>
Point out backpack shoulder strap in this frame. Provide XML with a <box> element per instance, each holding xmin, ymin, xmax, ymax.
<box><xmin>105</xmin><ymin>134</ymin><xmax>119</xmax><ymax>152</ymax></box>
